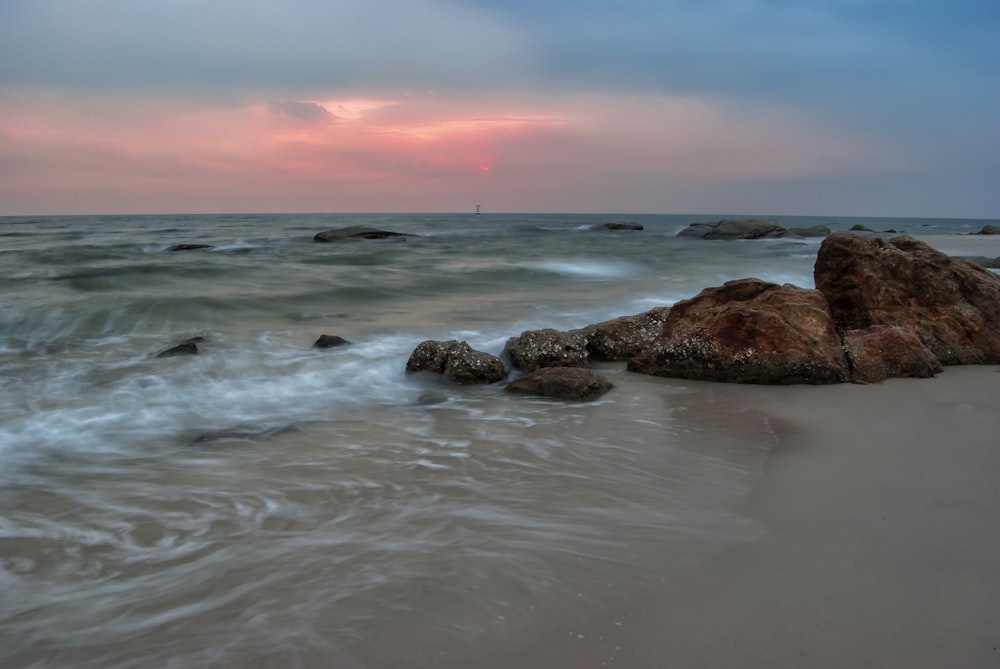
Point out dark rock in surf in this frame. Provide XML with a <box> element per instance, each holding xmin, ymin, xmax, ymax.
<box><xmin>584</xmin><ymin>307</ymin><xmax>671</xmax><ymax>361</ymax></box>
<box><xmin>973</xmin><ymin>225</ymin><xmax>1000</xmax><ymax>235</ymax></box>
<box><xmin>313</xmin><ymin>226</ymin><xmax>409</xmax><ymax>242</ymax></box>
<box><xmin>814</xmin><ymin>233</ymin><xmax>1000</xmax><ymax>365</ymax></box>
<box><xmin>167</xmin><ymin>244</ymin><xmax>212</xmax><ymax>252</ymax></box>
<box><xmin>677</xmin><ymin>218</ymin><xmax>783</xmax><ymax>240</ymax></box>
<box><xmin>841</xmin><ymin>325</ymin><xmax>942</xmax><ymax>384</ymax></box>
<box><xmin>157</xmin><ymin>339</ymin><xmax>201</xmax><ymax>357</ymax></box>
<box><xmin>504</xmin><ymin>328</ymin><xmax>590</xmax><ymax>372</ymax></box>
<box><xmin>313</xmin><ymin>334</ymin><xmax>350</xmax><ymax>348</ymax></box>
<box><xmin>590</xmin><ymin>222</ymin><xmax>644</xmax><ymax>231</ymax></box>
<box><xmin>628</xmin><ymin>278</ymin><xmax>849</xmax><ymax>384</ymax></box>
<box><xmin>405</xmin><ymin>339</ymin><xmax>507</xmax><ymax>385</ymax></box>
<box><xmin>504</xmin><ymin>367</ymin><xmax>614</xmax><ymax>401</ymax></box>
<box><xmin>190</xmin><ymin>423</ymin><xmax>300</xmax><ymax>446</ymax></box>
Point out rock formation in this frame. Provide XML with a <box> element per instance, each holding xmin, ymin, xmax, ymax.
<box><xmin>405</xmin><ymin>340</ymin><xmax>507</xmax><ymax>385</ymax></box>
<box><xmin>504</xmin><ymin>328</ymin><xmax>590</xmax><ymax>372</ymax></box>
<box><xmin>814</xmin><ymin>233</ymin><xmax>1000</xmax><ymax>365</ymax></box>
<box><xmin>628</xmin><ymin>278</ymin><xmax>849</xmax><ymax>384</ymax></box>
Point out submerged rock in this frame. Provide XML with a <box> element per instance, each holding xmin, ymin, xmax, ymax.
<box><xmin>504</xmin><ymin>328</ymin><xmax>590</xmax><ymax>372</ymax></box>
<box><xmin>814</xmin><ymin>233</ymin><xmax>1000</xmax><ymax>365</ymax></box>
<box><xmin>313</xmin><ymin>226</ymin><xmax>409</xmax><ymax>242</ymax></box>
<box><xmin>504</xmin><ymin>367</ymin><xmax>614</xmax><ymax>401</ymax></box>
<box><xmin>167</xmin><ymin>243</ymin><xmax>212</xmax><ymax>252</ymax></box>
<box><xmin>589</xmin><ymin>222</ymin><xmax>644</xmax><ymax>231</ymax></box>
<box><xmin>156</xmin><ymin>337</ymin><xmax>203</xmax><ymax>358</ymax></box>
<box><xmin>405</xmin><ymin>339</ymin><xmax>507</xmax><ymax>385</ymax></box>
<box><xmin>313</xmin><ymin>334</ymin><xmax>350</xmax><ymax>348</ymax></box>
<box><xmin>628</xmin><ymin>278</ymin><xmax>849</xmax><ymax>384</ymax></box>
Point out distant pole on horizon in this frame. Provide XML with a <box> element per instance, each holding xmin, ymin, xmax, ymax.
<box><xmin>475</xmin><ymin>203</ymin><xmax>481</xmax><ymax>215</ymax></box>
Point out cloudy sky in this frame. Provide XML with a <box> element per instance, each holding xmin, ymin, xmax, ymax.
<box><xmin>1</xmin><ymin>0</ymin><xmax>997</xmax><ymax>217</ymax></box>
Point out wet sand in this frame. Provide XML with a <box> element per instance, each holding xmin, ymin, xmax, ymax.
<box><xmin>452</xmin><ymin>365</ymin><xmax>1000</xmax><ymax>669</ymax></box>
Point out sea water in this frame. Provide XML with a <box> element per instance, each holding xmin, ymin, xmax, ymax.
<box><xmin>0</xmin><ymin>213</ymin><xmax>993</xmax><ymax>667</ymax></box>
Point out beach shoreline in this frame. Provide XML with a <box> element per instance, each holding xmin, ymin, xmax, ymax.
<box><xmin>423</xmin><ymin>365</ymin><xmax>1000</xmax><ymax>669</ymax></box>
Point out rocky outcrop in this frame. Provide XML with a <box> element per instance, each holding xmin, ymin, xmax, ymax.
<box><xmin>677</xmin><ymin>218</ymin><xmax>783</xmax><ymax>240</ymax></box>
<box><xmin>313</xmin><ymin>334</ymin><xmax>350</xmax><ymax>348</ymax></box>
<box><xmin>585</xmin><ymin>307</ymin><xmax>671</xmax><ymax>361</ymax></box>
<box><xmin>405</xmin><ymin>339</ymin><xmax>507</xmax><ymax>384</ymax></box>
<box><xmin>841</xmin><ymin>325</ymin><xmax>942</xmax><ymax>384</ymax></box>
<box><xmin>504</xmin><ymin>367</ymin><xmax>614</xmax><ymax>401</ymax></box>
<box><xmin>627</xmin><ymin>278</ymin><xmax>849</xmax><ymax>384</ymax></box>
<box><xmin>590</xmin><ymin>222</ymin><xmax>644</xmax><ymax>231</ymax></box>
<box><xmin>314</xmin><ymin>226</ymin><xmax>408</xmax><ymax>242</ymax></box>
<box><xmin>504</xmin><ymin>328</ymin><xmax>590</xmax><ymax>372</ymax></box>
<box><xmin>973</xmin><ymin>225</ymin><xmax>1000</xmax><ymax>235</ymax></box>
<box><xmin>814</xmin><ymin>233</ymin><xmax>1000</xmax><ymax>365</ymax></box>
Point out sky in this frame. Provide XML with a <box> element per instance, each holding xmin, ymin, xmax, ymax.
<box><xmin>1</xmin><ymin>0</ymin><xmax>997</xmax><ymax>217</ymax></box>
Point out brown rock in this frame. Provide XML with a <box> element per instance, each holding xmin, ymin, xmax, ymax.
<box><xmin>504</xmin><ymin>367</ymin><xmax>614</xmax><ymax>401</ymax></box>
<box><xmin>585</xmin><ymin>307</ymin><xmax>671</xmax><ymax>361</ymax></box>
<box><xmin>814</xmin><ymin>233</ymin><xmax>1000</xmax><ymax>365</ymax></box>
<box><xmin>842</xmin><ymin>325</ymin><xmax>943</xmax><ymax>383</ymax></box>
<box><xmin>504</xmin><ymin>328</ymin><xmax>589</xmax><ymax>372</ymax></box>
<box><xmin>405</xmin><ymin>340</ymin><xmax>506</xmax><ymax>384</ymax></box>
<box><xmin>627</xmin><ymin>278</ymin><xmax>849</xmax><ymax>384</ymax></box>
<box><xmin>974</xmin><ymin>225</ymin><xmax>1000</xmax><ymax>235</ymax></box>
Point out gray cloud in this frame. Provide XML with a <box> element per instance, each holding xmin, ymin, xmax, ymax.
<box><xmin>268</xmin><ymin>100</ymin><xmax>336</xmax><ymax>122</ymax></box>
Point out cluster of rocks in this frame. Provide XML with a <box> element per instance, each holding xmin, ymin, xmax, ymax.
<box><xmin>405</xmin><ymin>233</ymin><xmax>1000</xmax><ymax>398</ymax></box>
<box><xmin>677</xmin><ymin>218</ymin><xmax>832</xmax><ymax>240</ymax></box>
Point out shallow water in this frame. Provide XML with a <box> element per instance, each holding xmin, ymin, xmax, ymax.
<box><xmin>1</xmin><ymin>212</ymin><xmax>995</xmax><ymax>667</ymax></box>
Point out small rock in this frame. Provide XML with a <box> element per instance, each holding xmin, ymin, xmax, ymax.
<box><xmin>314</xmin><ymin>334</ymin><xmax>350</xmax><ymax>348</ymax></box>
<box><xmin>504</xmin><ymin>367</ymin><xmax>614</xmax><ymax>401</ymax></box>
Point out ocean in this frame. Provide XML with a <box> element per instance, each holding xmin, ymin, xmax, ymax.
<box><xmin>1</xmin><ymin>212</ymin><xmax>995</xmax><ymax>667</ymax></box>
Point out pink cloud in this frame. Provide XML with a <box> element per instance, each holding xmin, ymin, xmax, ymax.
<box><xmin>0</xmin><ymin>88</ymin><xmax>904</xmax><ymax>214</ymax></box>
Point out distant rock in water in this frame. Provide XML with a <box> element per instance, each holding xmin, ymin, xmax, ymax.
<box><xmin>589</xmin><ymin>222</ymin><xmax>644</xmax><ymax>231</ymax></box>
<box><xmin>677</xmin><ymin>218</ymin><xmax>783</xmax><ymax>240</ymax></box>
<box><xmin>167</xmin><ymin>244</ymin><xmax>212</xmax><ymax>252</ymax></box>
<box><xmin>313</xmin><ymin>226</ymin><xmax>409</xmax><ymax>242</ymax></box>
<box><xmin>313</xmin><ymin>334</ymin><xmax>350</xmax><ymax>348</ymax></box>
<box><xmin>504</xmin><ymin>367</ymin><xmax>614</xmax><ymax>401</ymax></box>
<box><xmin>973</xmin><ymin>225</ymin><xmax>1000</xmax><ymax>235</ymax></box>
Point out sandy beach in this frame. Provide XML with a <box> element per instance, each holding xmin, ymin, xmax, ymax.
<box><xmin>430</xmin><ymin>365</ymin><xmax>1000</xmax><ymax>669</ymax></box>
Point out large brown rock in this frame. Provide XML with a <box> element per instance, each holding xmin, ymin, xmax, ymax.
<box><xmin>504</xmin><ymin>328</ymin><xmax>590</xmax><ymax>372</ymax></box>
<box><xmin>814</xmin><ymin>233</ymin><xmax>1000</xmax><ymax>365</ymax></box>
<box><xmin>504</xmin><ymin>367</ymin><xmax>614</xmax><ymax>401</ymax></box>
<box><xmin>405</xmin><ymin>340</ymin><xmax>507</xmax><ymax>384</ymax></box>
<box><xmin>585</xmin><ymin>307</ymin><xmax>671</xmax><ymax>361</ymax></box>
<box><xmin>627</xmin><ymin>278</ymin><xmax>849</xmax><ymax>384</ymax></box>
<box><xmin>842</xmin><ymin>325</ymin><xmax>943</xmax><ymax>383</ymax></box>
